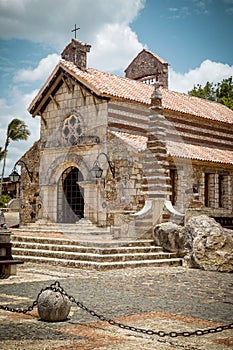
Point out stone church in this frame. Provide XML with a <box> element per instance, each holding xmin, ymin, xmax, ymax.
<box><xmin>18</xmin><ymin>38</ymin><xmax>233</xmax><ymax>237</ymax></box>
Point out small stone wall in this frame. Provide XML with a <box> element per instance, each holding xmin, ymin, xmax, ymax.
<box><xmin>19</xmin><ymin>141</ymin><xmax>40</xmax><ymax>225</ymax></box>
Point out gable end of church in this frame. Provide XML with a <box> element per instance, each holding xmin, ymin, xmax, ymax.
<box><xmin>125</xmin><ymin>49</ymin><xmax>169</xmax><ymax>88</ymax></box>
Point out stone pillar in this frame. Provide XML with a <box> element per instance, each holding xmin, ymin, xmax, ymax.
<box><xmin>80</xmin><ymin>180</ymin><xmax>107</xmax><ymax>226</ymax></box>
<box><xmin>143</xmin><ymin>83</ymin><xmax>171</xmax><ymax>200</ymax></box>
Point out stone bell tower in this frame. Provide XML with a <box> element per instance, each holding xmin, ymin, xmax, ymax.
<box><xmin>125</xmin><ymin>49</ymin><xmax>169</xmax><ymax>88</ymax></box>
<box><xmin>61</xmin><ymin>38</ymin><xmax>91</xmax><ymax>69</ymax></box>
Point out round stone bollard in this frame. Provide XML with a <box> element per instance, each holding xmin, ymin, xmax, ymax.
<box><xmin>37</xmin><ymin>289</ymin><xmax>71</xmax><ymax>322</ymax></box>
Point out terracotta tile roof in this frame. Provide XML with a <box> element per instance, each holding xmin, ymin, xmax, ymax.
<box><xmin>60</xmin><ymin>60</ymin><xmax>152</xmax><ymax>105</ymax></box>
<box><xmin>167</xmin><ymin>141</ymin><xmax>233</xmax><ymax>165</ymax></box>
<box><xmin>110</xmin><ymin>131</ymin><xmax>147</xmax><ymax>152</ymax></box>
<box><xmin>112</xmin><ymin>131</ymin><xmax>233</xmax><ymax>165</ymax></box>
<box><xmin>60</xmin><ymin>60</ymin><xmax>233</xmax><ymax>124</ymax></box>
<box><xmin>29</xmin><ymin>59</ymin><xmax>233</xmax><ymax>125</ymax></box>
<box><xmin>161</xmin><ymin>88</ymin><xmax>233</xmax><ymax>124</ymax></box>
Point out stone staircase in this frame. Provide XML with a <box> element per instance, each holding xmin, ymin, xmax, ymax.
<box><xmin>11</xmin><ymin>219</ymin><xmax>111</xmax><ymax>236</ymax></box>
<box><xmin>11</xmin><ymin>237</ymin><xmax>182</xmax><ymax>270</ymax></box>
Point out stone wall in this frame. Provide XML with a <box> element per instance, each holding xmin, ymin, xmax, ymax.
<box><xmin>19</xmin><ymin>141</ymin><xmax>40</xmax><ymax>224</ymax></box>
<box><xmin>165</xmin><ymin>109</ymin><xmax>233</xmax><ymax>216</ymax></box>
<box><xmin>39</xmin><ymin>77</ymin><xmax>109</xmax><ymax>224</ymax></box>
<box><xmin>165</xmin><ymin>111</ymin><xmax>233</xmax><ymax>151</ymax></box>
<box><xmin>108</xmin><ymin>101</ymin><xmax>150</xmax><ymax>134</ymax></box>
<box><xmin>106</xmin><ymin>132</ymin><xmax>145</xmax><ymax>226</ymax></box>
<box><xmin>169</xmin><ymin>160</ymin><xmax>233</xmax><ymax>217</ymax></box>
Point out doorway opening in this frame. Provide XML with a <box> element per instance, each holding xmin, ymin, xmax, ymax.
<box><xmin>57</xmin><ymin>167</ymin><xmax>84</xmax><ymax>223</ymax></box>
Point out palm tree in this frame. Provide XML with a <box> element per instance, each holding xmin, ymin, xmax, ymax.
<box><xmin>0</xmin><ymin>118</ymin><xmax>30</xmax><ymax>197</ymax></box>
<box><xmin>0</xmin><ymin>147</ymin><xmax>4</xmax><ymax>162</ymax></box>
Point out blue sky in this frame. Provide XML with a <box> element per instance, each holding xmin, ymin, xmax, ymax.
<box><xmin>0</xmin><ymin>0</ymin><xmax>233</xmax><ymax>176</ymax></box>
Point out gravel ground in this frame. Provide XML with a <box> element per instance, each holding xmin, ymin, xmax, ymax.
<box><xmin>0</xmin><ymin>262</ymin><xmax>232</xmax><ymax>349</ymax></box>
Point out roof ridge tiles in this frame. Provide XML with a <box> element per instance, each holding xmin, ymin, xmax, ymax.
<box><xmin>28</xmin><ymin>58</ymin><xmax>233</xmax><ymax>125</ymax></box>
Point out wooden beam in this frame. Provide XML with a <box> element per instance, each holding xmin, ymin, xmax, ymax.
<box><xmin>92</xmin><ymin>94</ymin><xmax>97</xmax><ymax>105</ymax></box>
<box><xmin>38</xmin><ymin>112</ymin><xmax>48</xmax><ymax>128</ymax></box>
<box><xmin>79</xmin><ymin>86</ymin><xmax>86</xmax><ymax>104</ymax></box>
<box><xmin>62</xmin><ymin>76</ymin><xmax>71</xmax><ymax>93</ymax></box>
<box><xmin>67</xmin><ymin>77</ymin><xmax>74</xmax><ymax>93</ymax></box>
<box><xmin>31</xmin><ymin>73</ymin><xmax>63</xmax><ymax>117</ymax></box>
<box><xmin>50</xmin><ymin>94</ymin><xmax>60</xmax><ymax>109</ymax></box>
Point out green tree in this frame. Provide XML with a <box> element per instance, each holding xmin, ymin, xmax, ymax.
<box><xmin>0</xmin><ymin>118</ymin><xmax>30</xmax><ymax>197</ymax></box>
<box><xmin>188</xmin><ymin>76</ymin><xmax>233</xmax><ymax>110</ymax></box>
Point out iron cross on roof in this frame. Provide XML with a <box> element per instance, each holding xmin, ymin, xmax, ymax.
<box><xmin>71</xmin><ymin>24</ymin><xmax>80</xmax><ymax>39</ymax></box>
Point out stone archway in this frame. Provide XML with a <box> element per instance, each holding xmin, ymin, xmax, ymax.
<box><xmin>57</xmin><ymin>166</ymin><xmax>84</xmax><ymax>223</ymax></box>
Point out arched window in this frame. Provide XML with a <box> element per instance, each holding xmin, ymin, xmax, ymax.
<box><xmin>62</xmin><ymin>114</ymin><xmax>83</xmax><ymax>145</ymax></box>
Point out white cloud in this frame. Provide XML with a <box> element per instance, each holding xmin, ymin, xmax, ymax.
<box><xmin>167</xmin><ymin>0</ymin><xmax>210</xmax><ymax>19</ymax></box>
<box><xmin>89</xmin><ymin>23</ymin><xmax>144</xmax><ymax>72</ymax></box>
<box><xmin>11</xmin><ymin>23</ymin><xmax>144</xmax><ymax>79</ymax></box>
<box><xmin>0</xmin><ymin>0</ymin><xmax>145</xmax><ymax>50</ymax></box>
<box><xmin>1</xmin><ymin>0</ymin><xmax>145</xmax><ymax>78</ymax></box>
<box><xmin>0</xmin><ymin>0</ymin><xmax>146</xmax><ymax>175</ymax></box>
<box><xmin>169</xmin><ymin>60</ymin><xmax>233</xmax><ymax>93</ymax></box>
<box><xmin>14</xmin><ymin>54</ymin><xmax>60</xmax><ymax>82</ymax></box>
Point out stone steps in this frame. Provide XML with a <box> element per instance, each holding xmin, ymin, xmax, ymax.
<box><xmin>11</xmin><ymin>235</ymin><xmax>156</xmax><ymax>247</ymax></box>
<box><xmin>11</xmin><ymin>235</ymin><xmax>183</xmax><ymax>270</ymax></box>
<box><xmin>11</xmin><ymin>241</ymin><xmax>162</xmax><ymax>254</ymax></box>
<box><xmin>11</xmin><ymin>255</ymin><xmax>182</xmax><ymax>270</ymax></box>
<box><xmin>14</xmin><ymin>223</ymin><xmax>111</xmax><ymax>235</ymax></box>
<box><xmin>12</xmin><ymin>247</ymin><xmax>176</xmax><ymax>262</ymax></box>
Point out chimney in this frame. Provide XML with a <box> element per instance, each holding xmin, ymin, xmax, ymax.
<box><xmin>61</xmin><ymin>38</ymin><xmax>91</xmax><ymax>69</ymax></box>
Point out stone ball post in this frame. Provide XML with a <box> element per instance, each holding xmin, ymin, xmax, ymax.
<box><xmin>37</xmin><ymin>289</ymin><xmax>71</xmax><ymax>322</ymax></box>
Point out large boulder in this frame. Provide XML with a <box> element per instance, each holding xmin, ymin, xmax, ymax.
<box><xmin>153</xmin><ymin>215</ymin><xmax>233</xmax><ymax>272</ymax></box>
<box><xmin>184</xmin><ymin>215</ymin><xmax>233</xmax><ymax>272</ymax></box>
<box><xmin>153</xmin><ymin>222</ymin><xmax>189</xmax><ymax>256</ymax></box>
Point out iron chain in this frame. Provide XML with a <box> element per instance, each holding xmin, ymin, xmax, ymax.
<box><xmin>0</xmin><ymin>280</ymin><xmax>232</xmax><ymax>338</ymax></box>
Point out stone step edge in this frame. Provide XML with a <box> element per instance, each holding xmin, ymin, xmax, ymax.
<box><xmin>11</xmin><ymin>236</ymin><xmax>155</xmax><ymax>247</ymax></box>
<box><xmin>13</xmin><ymin>255</ymin><xmax>183</xmax><ymax>268</ymax></box>
<box><xmin>12</xmin><ymin>242</ymin><xmax>163</xmax><ymax>253</ymax></box>
<box><xmin>12</xmin><ymin>228</ymin><xmax>111</xmax><ymax>234</ymax></box>
<box><xmin>12</xmin><ymin>248</ymin><xmax>176</xmax><ymax>259</ymax></box>
<box><xmin>21</xmin><ymin>221</ymin><xmax>104</xmax><ymax>228</ymax></box>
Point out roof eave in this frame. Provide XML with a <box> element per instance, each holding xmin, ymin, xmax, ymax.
<box><xmin>28</xmin><ymin>62</ymin><xmax>62</xmax><ymax>117</ymax></box>
<box><xmin>27</xmin><ymin>62</ymin><xmax>108</xmax><ymax>117</ymax></box>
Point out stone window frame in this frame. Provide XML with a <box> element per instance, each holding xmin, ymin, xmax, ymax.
<box><xmin>62</xmin><ymin>113</ymin><xmax>85</xmax><ymax>145</ymax></box>
<box><xmin>204</xmin><ymin>171</ymin><xmax>229</xmax><ymax>209</ymax></box>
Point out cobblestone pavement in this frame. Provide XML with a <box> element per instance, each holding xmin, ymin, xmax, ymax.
<box><xmin>0</xmin><ymin>263</ymin><xmax>232</xmax><ymax>349</ymax></box>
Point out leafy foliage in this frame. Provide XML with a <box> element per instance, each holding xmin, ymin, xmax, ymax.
<box><xmin>188</xmin><ymin>76</ymin><xmax>233</xmax><ymax>110</ymax></box>
<box><xmin>5</xmin><ymin>118</ymin><xmax>30</xmax><ymax>147</ymax></box>
<box><xmin>0</xmin><ymin>194</ymin><xmax>12</xmax><ymax>208</ymax></box>
<box><xmin>0</xmin><ymin>118</ymin><xmax>30</xmax><ymax>197</ymax></box>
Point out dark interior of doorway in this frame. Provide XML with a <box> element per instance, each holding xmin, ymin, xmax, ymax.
<box><xmin>60</xmin><ymin>167</ymin><xmax>84</xmax><ymax>223</ymax></box>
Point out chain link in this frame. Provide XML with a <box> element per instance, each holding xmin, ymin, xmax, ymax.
<box><xmin>0</xmin><ymin>280</ymin><xmax>232</xmax><ymax>338</ymax></box>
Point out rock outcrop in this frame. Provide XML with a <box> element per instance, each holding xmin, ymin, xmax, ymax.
<box><xmin>153</xmin><ymin>215</ymin><xmax>233</xmax><ymax>272</ymax></box>
<box><xmin>153</xmin><ymin>222</ymin><xmax>188</xmax><ymax>256</ymax></box>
